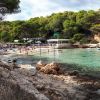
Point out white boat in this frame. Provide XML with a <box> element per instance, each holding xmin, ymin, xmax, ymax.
<box><xmin>47</xmin><ymin>39</ymin><xmax>71</xmax><ymax>49</ymax></box>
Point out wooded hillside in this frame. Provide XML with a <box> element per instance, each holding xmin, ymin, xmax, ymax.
<box><xmin>0</xmin><ymin>9</ymin><xmax>100</xmax><ymax>43</ymax></box>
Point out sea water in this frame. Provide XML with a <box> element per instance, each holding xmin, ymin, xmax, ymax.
<box><xmin>32</xmin><ymin>48</ymin><xmax>100</xmax><ymax>72</ymax></box>
<box><xmin>6</xmin><ymin>48</ymin><xmax>100</xmax><ymax>75</ymax></box>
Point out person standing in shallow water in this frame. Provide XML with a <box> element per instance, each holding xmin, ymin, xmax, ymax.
<box><xmin>12</xmin><ymin>59</ymin><xmax>19</xmax><ymax>69</ymax></box>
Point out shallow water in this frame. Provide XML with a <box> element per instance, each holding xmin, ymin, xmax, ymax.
<box><xmin>2</xmin><ymin>48</ymin><xmax>100</xmax><ymax>73</ymax></box>
<box><xmin>32</xmin><ymin>48</ymin><xmax>100</xmax><ymax>71</ymax></box>
<box><xmin>40</xmin><ymin>49</ymin><xmax>100</xmax><ymax>64</ymax></box>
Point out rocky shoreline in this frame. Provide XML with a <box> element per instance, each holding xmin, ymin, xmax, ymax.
<box><xmin>0</xmin><ymin>61</ymin><xmax>100</xmax><ymax>100</ymax></box>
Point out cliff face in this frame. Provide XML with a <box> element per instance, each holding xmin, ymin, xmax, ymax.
<box><xmin>94</xmin><ymin>34</ymin><xmax>100</xmax><ymax>42</ymax></box>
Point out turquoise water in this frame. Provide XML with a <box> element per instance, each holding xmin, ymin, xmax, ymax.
<box><xmin>15</xmin><ymin>48</ymin><xmax>100</xmax><ymax>73</ymax></box>
<box><xmin>33</xmin><ymin>48</ymin><xmax>100</xmax><ymax>71</ymax></box>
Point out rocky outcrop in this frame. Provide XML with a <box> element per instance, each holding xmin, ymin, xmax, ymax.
<box><xmin>0</xmin><ymin>61</ymin><xmax>12</xmax><ymax>70</ymax></box>
<box><xmin>94</xmin><ymin>34</ymin><xmax>100</xmax><ymax>42</ymax></box>
<box><xmin>18</xmin><ymin>64</ymin><xmax>37</xmax><ymax>76</ymax></box>
<box><xmin>0</xmin><ymin>62</ymin><xmax>100</xmax><ymax>100</ymax></box>
<box><xmin>0</xmin><ymin>61</ymin><xmax>19</xmax><ymax>70</ymax></box>
<box><xmin>36</xmin><ymin>61</ymin><xmax>62</xmax><ymax>74</ymax></box>
<box><xmin>36</xmin><ymin>60</ymin><xmax>46</xmax><ymax>70</ymax></box>
<box><xmin>0</xmin><ymin>67</ymin><xmax>49</xmax><ymax>100</ymax></box>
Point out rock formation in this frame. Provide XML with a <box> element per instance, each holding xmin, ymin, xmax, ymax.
<box><xmin>0</xmin><ymin>62</ymin><xmax>100</xmax><ymax>100</ymax></box>
<box><xmin>36</xmin><ymin>60</ymin><xmax>46</xmax><ymax>70</ymax></box>
<box><xmin>0</xmin><ymin>65</ymin><xmax>49</xmax><ymax>100</ymax></box>
<box><xmin>36</xmin><ymin>61</ymin><xmax>62</xmax><ymax>74</ymax></box>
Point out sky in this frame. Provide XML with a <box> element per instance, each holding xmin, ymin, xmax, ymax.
<box><xmin>5</xmin><ymin>0</ymin><xmax>100</xmax><ymax>21</ymax></box>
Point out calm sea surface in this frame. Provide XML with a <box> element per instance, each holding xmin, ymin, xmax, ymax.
<box><xmin>12</xmin><ymin>48</ymin><xmax>100</xmax><ymax>74</ymax></box>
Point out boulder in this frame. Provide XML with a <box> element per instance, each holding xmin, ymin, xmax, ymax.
<box><xmin>39</xmin><ymin>62</ymin><xmax>61</xmax><ymax>75</ymax></box>
<box><xmin>36</xmin><ymin>60</ymin><xmax>46</xmax><ymax>70</ymax></box>
<box><xmin>0</xmin><ymin>67</ymin><xmax>10</xmax><ymax>78</ymax></box>
<box><xmin>18</xmin><ymin>64</ymin><xmax>37</xmax><ymax>76</ymax></box>
<box><xmin>0</xmin><ymin>61</ymin><xmax>11</xmax><ymax>70</ymax></box>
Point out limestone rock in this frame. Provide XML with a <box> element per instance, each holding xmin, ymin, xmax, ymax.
<box><xmin>37</xmin><ymin>60</ymin><xmax>44</xmax><ymax>66</ymax></box>
<box><xmin>36</xmin><ymin>60</ymin><xmax>46</xmax><ymax>70</ymax></box>
<box><xmin>17</xmin><ymin>64</ymin><xmax>37</xmax><ymax>76</ymax></box>
<box><xmin>39</xmin><ymin>62</ymin><xmax>61</xmax><ymax>75</ymax></box>
<box><xmin>0</xmin><ymin>66</ymin><xmax>49</xmax><ymax>100</ymax></box>
<box><xmin>0</xmin><ymin>61</ymin><xmax>11</xmax><ymax>70</ymax></box>
<box><xmin>0</xmin><ymin>67</ymin><xmax>10</xmax><ymax>78</ymax></box>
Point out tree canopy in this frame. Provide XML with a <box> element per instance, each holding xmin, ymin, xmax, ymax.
<box><xmin>0</xmin><ymin>9</ymin><xmax>100</xmax><ymax>43</ymax></box>
<box><xmin>0</xmin><ymin>0</ymin><xmax>20</xmax><ymax>20</ymax></box>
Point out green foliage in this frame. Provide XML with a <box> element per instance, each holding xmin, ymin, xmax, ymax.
<box><xmin>63</xmin><ymin>20</ymin><xmax>78</xmax><ymax>38</ymax></box>
<box><xmin>73</xmin><ymin>33</ymin><xmax>84</xmax><ymax>41</ymax></box>
<box><xmin>0</xmin><ymin>0</ymin><xmax>20</xmax><ymax>14</ymax></box>
<box><xmin>90</xmin><ymin>24</ymin><xmax>100</xmax><ymax>34</ymax></box>
<box><xmin>0</xmin><ymin>9</ymin><xmax>100</xmax><ymax>43</ymax></box>
<box><xmin>80</xmin><ymin>38</ymin><xmax>90</xmax><ymax>44</ymax></box>
<box><xmin>0</xmin><ymin>0</ymin><xmax>20</xmax><ymax>20</ymax></box>
<box><xmin>0</xmin><ymin>32</ymin><xmax>11</xmax><ymax>42</ymax></box>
